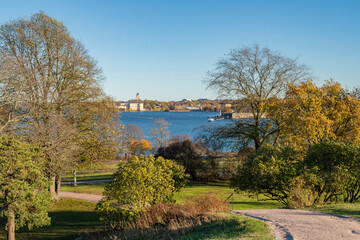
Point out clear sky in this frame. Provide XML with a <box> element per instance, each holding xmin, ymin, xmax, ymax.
<box><xmin>1</xmin><ymin>0</ymin><xmax>359</xmax><ymax>101</ymax></box>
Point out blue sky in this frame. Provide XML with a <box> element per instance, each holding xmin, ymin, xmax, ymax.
<box><xmin>1</xmin><ymin>0</ymin><xmax>359</xmax><ymax>101</ymax></box>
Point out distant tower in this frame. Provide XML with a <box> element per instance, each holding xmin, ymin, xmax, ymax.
<box><xmin>136</xmin><ymin>92</ymin><xmax>140</xmax><ymax>101</ymax></box>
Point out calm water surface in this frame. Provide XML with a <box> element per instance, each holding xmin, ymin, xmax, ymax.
<box><xmin>119</xmin><ymin>111</ymin><xmax>232</xmax><ymax>139</ymax></box>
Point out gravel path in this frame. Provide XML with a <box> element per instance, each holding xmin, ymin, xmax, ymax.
<box><xmin>233</xmin><ymin>209</ymin><xmax>360</xmax><ymax>240</ymax></box>
<box><xmin>59</xmin><ymin>191</ymin><xmax>103</xmax><ymax>203</ymax></box>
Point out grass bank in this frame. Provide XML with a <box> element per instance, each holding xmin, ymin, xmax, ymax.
<box><xmin>0</xmin><ymin>199</ymin><xmax>103</xmax><ymax>240</ymax></box>
<box><xmin>308</xmin><ymin>202</ymin><xmax>360</xmax><ymax>219</ymax></box>
<box><xmin>175</xmin><ymin>213</ymin><xmax>274</xmax><ymax>240</ymax></box>
<box><xmin>62</xmin><ymin>181</ymin><xmax>283</xmax><ymax>210</ymax></box>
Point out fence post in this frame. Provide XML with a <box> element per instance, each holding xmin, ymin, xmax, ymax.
<box><xmin>73</xmin><ymin>169</ymin><xmax>77</xmax><ymax>187</ymax></box>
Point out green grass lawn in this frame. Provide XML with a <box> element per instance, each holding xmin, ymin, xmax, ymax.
<box><xmin>175</xmin><ymin>213</ymin><xmax>274</xmax><ymax>240</ymax></box>
<box><xmin>61</xmin><ymin>182</ymin><xmax>108</xmax><ymax>195</ymax></box>
<box><xmin>62</xmin><ymin>181</ymin><xmax>283</xmax><ymax>210</ymax></box>
<box><xmin>0</xmin><ymin>199</ymin><xmax>103</xmax><ymax>240</ymax></box>
<box><xmin>174</xmin><ymin>182</ymin><xmax>282</xmax><ymax>210</ymax></box>
<box><xmin>308</xmin><ymin>202</ymin><xmax>360</xmax><ymax>219</ymax></box>
<box><xmin>62</xmin><ymin>172</ymin><xmax>114</xmax><ymax>182</ymax></box>
<box><xmin>62</xmin><ymin>161</ymin><xmax>119</xmax><ymax>182</ymax></box>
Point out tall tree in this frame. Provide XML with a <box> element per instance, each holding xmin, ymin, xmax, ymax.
<box><xmin>0</xmin><ymin>12</ymin><xmax>105</xmax><ymax>197</ymax></box>
<box><xmin>204</xmin><ymin>44</ymin><xmax>309</xmax><ymax>150</ymax></box>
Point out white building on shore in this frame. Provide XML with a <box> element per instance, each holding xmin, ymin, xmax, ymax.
<box><xmin>117</xmin><ymin>93</ymin><xmax>144</xmax><ymax>111</ymax></box>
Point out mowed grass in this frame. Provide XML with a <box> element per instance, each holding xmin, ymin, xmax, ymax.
<box><xmin>61</xmin><ymin>182</ymin><xmax>108</xmax><ymax>195</ymax></box>
<box><xmin>0</xmin><ymin>199</ymin><xmax>103</xmax><ymax>240</ymax></box>
<box><xmin>62</xmin><ymin>172</ymin><xmax>114</xmax><ymax>182</ymax></box>
<box><xmin>62</xmin><ymin>181</ymin><xmax>283</xmax><ymax>210</ymax></box>
<box><xmin>175</xmin><ymin>213</ymin><xmax>274</xmax><ymax>240</ymax></box>
<box><xmin>62</xmin><ymin>161</ymin><xmax>119</xmax><ymax>182</ymax></box>
<box><xmin>174</xmin><ymin>182</ymin><xmax>283</xmax><ymax>210</ymax></box>
<box><xmin>308</xmin><ymin>202</ymin><xmax>360</xmax><ymax>219</ymax></box>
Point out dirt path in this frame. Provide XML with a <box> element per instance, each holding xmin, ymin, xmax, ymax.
<box><xmin>233</xmin><ymin>209</ymin><xmax>360</xmax><ymax>240</ymax></box>
<box><xmin>59</xmin><ymin>191</ymin><xmax>103</xmax><ymax>203</ymax></box>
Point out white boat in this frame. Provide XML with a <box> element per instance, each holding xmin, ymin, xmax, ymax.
<box><xmin>208</xmin><ymin>118</ymin><xmax>214</xmax><ymax>122</ymax></box>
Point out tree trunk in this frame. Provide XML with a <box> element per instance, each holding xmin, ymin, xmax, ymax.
<box><xmin>7</xmin><ymin>210</ymin><xmax>15</xmax><ymax>240</ymax></box>
<box><xmin>73</xmin><ymin>169</ymin><xmax>77</xmax><ymax>187</ymax></box>
<box><xmin>50</xmin><ymin>176</ymin><xmax>57</xmax><ymax>200</ymax></box>
<box><xmin>55</xmin><ymin>175</ymin><xmax>62</xmax><ymax>198</ymax></box>
<box><xmin>254</xmin><ymin>116</ymin><xmax>261</xmax><ymax>150</ymax></box>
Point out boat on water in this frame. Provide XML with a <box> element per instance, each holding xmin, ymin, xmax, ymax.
<box><xmin>208</xmin><ymin>110</ymin><xmax>223</xmax><ymax>121</ymax></box>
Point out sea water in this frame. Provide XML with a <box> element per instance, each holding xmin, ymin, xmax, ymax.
<box><xmin>119</xmin><ymin>111</ymin><xmax>233</xmax><ymax>140</ymax></box>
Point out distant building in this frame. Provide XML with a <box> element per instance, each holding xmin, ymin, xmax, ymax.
<box><xmin>126</xmin><ymin>93</ymin><xmax>144</xmax><ymax>111</ymax></box>
<box><xmin>129</xmin><ymin>102</ymin><xmax>144</xmax><ymax>111</ymax></box>
<box><xmin>116</xmin><ymin>93</ymin><xmax>145</xmax><ymax>111</ymax></box>
<box><xmin>184</xmin><ymin>106</ymin><xmax>201</xmax><ymax>111</ymax></box>
<box><xmin>117</xmin><ymin>103</ymin><xmax>127</xmax><ymax>111</ymax></box>
<box><xmin>220</xmin><ymin>103</ymin><xmax>232</xmax><ymax>108</ymax></box>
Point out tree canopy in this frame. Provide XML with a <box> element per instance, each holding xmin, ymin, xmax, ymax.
<box><xmin>267</xmin><ymin>80</ymin><xmax>360</xmax><ymax>151</ymax></box>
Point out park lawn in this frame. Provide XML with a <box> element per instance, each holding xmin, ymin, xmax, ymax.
<box><xmin>0</xmin><ymin>195</ymin><xmax>275</xmax><ymax>240</ymax></box>
<box><xmin>175</xmin><ymin>213</ymin><xmax>274</xmax><ymax>240</ymax></box>
<box><xmin>62</xmin><ymin>181</ymin><xmax>283</xmax><ymax>210</ymax></box>
<box><xmin>61</xmin><ymin>182</ymin><xmax>108</xmax><ymax>195</ymax></box>
<box><xmin>0</xmin><ymin>199</ymin><xmax>103</xmax><ymax>240</ymax></box>
<box><xmin>174</xmin><ymin>182</ymin><xmax>282</xmax><ymax>210</ymax></box>
<box><xmin>62</xmin><ymin>161</ymin><xmax>119</xmax><ymax>182</ymax></box>
<box><xmin>308</xmin><ymin>202</ymin><xmax>360</xmax><ymax>219</ymax></box>
<box><xmin>62</xmin><ymin>172</ymin><xmax>114</xmax><ymax>182</ymax></box>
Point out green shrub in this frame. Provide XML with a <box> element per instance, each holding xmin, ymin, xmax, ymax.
<box><xmin>231</xmin><ymin>140</ymin><xmax>360</xmax><ymax>208</ymax></box>
<box><xmin>86</xmin><ymin>193</ymin><xmax>230</xmax><ymax>240</ymax></box>
<box><xmin>96</xmin><ymin>155</ymin><xmax>188</xmax><ymax>228</ymax></box>
<box><xmin>231</xmin><ymin>144</ymin><xmax>304</xmax><ymax>207</ymax></box>
<box><xmin>304</xmin><ymin>139</ymin><xmax>360</xmax><ymax>203</ymax></box>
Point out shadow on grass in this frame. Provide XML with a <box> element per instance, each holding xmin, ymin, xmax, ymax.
<box><xmin>230</xmin><ymin>201</ymin><xmax>283</xmax><ymax>210</ymax></box>
<box><xmin>187</xmin><ymin>182</ymin><xmax>230</xmax><ymax>188</ymax></box>
<box><xmin>0</xmin><ymin>210</ymin><xmax>104</xmax><ymax>240</ymax></box>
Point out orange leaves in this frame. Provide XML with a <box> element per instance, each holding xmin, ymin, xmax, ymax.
<box><xmin>129</xmin><ymin>139</ymin><xmax>153</xmax><ymax>156</ymax></box>
<box><xmin>268</xmin><ymin>79</ymin><xmax>360</xmax><ymax>151</ymax></box>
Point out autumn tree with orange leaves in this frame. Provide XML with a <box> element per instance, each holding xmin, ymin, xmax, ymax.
<box><xmin>128</xmin><ymin>139</ymin><xmax>153</xmax><ymax>156</ymax></box>
<box><xmin>267</xmin><ymin>79</ymin><xmax>360</xmax><ymax>151</ymax></box>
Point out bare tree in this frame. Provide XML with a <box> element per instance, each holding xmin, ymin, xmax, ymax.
<box><xmin>149</xmin><ymin>118</ymin><xmax>170</xmax><ymax>151</ymax></box>
<box><xmin>204</xmin><ymin>44</ymin><xmax>310</xmax><ymax>150</ymax></box>
<box><xmin>120</xmin><ymin>124</ymin><xmax>145</xmax><ymax>157</ymax></box>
